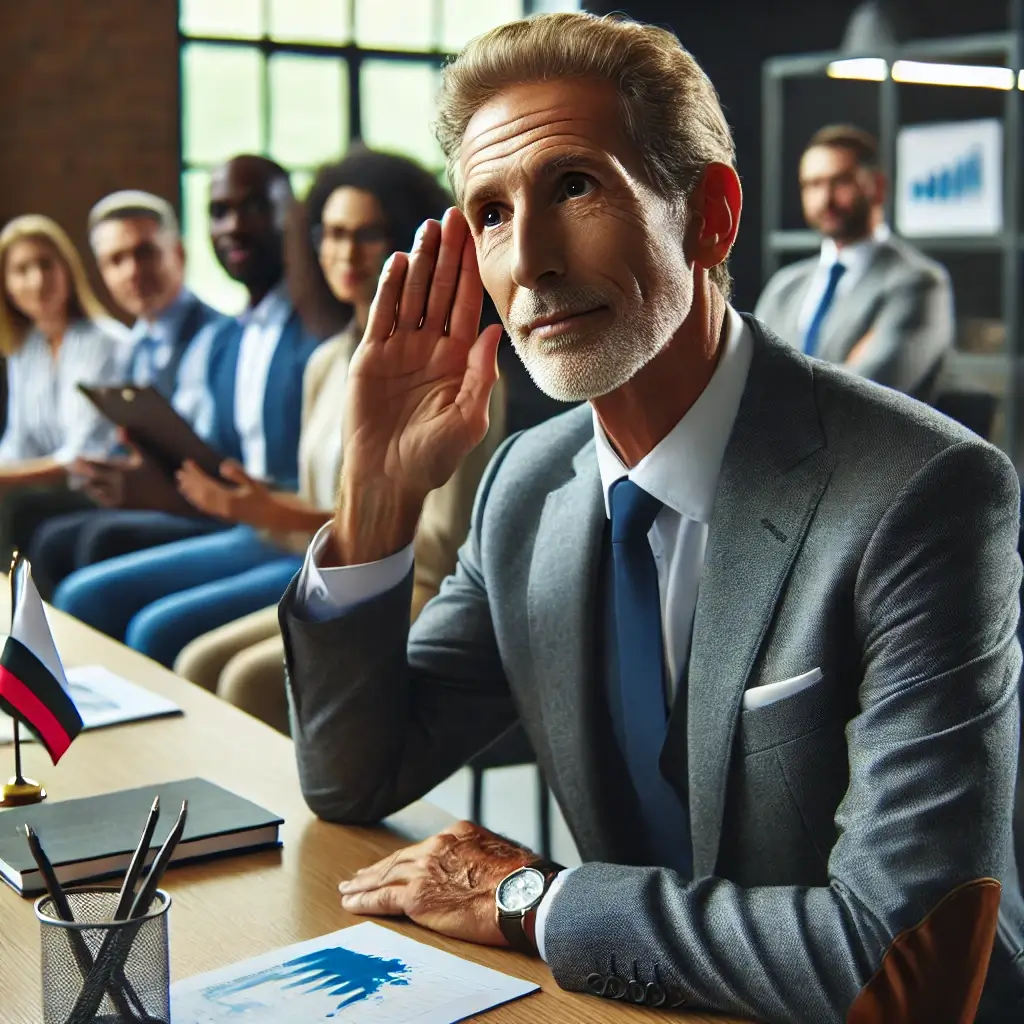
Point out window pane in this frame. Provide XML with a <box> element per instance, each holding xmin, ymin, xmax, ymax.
<box><xmin>179</xmin><ymin>0</ymin><xmax>263</xmax><ymax>39</ymax></box>
<box><xmin>291</xmin><ymin>170</ymin><xmax>316</xmax><ymax>201</ymax></box>
<box><xmin>182</xmin><ymin>44</ymin><xmax>263</xmax><ymax>164</ymax></box>
<box><xmin>269</xmin><ymin>55</ymin><xmax>347</xmax><ymax>167</ymax></box>
<box><xmin>440</xmin><ymin>0</ymin><xmax>522</xmax><ymax>52</ymax></box>
<box><xmin>361</xmin><ymin>61</ymin><xmax>444</xmax><ymax>171</ymax></box>
<box><xmin>354</xmin><ymin>0</ymin><xmax>434</xmax><ymax>51</ymax></box>
<box><xmin>268</xmin><ymin>0</ymin><xmax>351</xmax><ymax>44</ymax></box>
<box><xmin>181</xmin><ymin>170</ymin><xmax>249</xmax><ymax>316</ymax></box>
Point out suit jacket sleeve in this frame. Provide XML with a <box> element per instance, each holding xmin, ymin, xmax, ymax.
<box><xmin>280</xmin><ymin>433</ymin><xmax>521</xmax><ymax>824</ymax></box>
<box><xmin>542</xmin><ymin>440</ymin><xmax>1022</xmax><ymax>1023</ymax></box>
<box><xmin>846</xmin><ymin>265</ymin><xmax>954</xmax><ymax>393</ymax></box>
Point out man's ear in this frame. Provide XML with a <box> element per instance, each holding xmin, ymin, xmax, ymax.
<box><xmin>686</xmin><ymin>162</ymin><xmax>742</xmax><ymax>273</ymax></box>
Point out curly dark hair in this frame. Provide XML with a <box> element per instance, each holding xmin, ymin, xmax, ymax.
<box><xmin>286</xmin><ymin>145</ymin><xmax>452</xmax><ymax>339</ymax></box>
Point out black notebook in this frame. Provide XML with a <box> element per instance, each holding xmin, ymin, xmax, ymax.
<box><xmin>0</xmin><ymin>777</ymin><xmax>283</xmax><ymax>897</ymax></box>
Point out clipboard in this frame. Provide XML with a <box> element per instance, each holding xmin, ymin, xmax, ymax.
<box><xmin>78</xmin><ymin>384</ymin><xmax>224</xmax><ymax>479</ymax></box>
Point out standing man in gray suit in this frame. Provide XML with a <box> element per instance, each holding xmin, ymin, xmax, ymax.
<box><xmin>281</xmin><ymin>13</ymin><xmax>1023</xmax><ymax>1023</ymax></box>
<box><xmin>755</xmin><ymin>124</ymin><xmax>954</xmax><ymax>399</ymax></box>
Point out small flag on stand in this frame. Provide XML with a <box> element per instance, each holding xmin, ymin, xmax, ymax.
<box><xmin>0</xmin><ymin>559</ymin><xmax>81</xmax><ymax>764</ymax></box>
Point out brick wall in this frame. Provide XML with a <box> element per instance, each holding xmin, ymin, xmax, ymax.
<box><xmin>0</xmin><ymin>0</ymin><xmax>180</xmax><ymax>314</ymax></box>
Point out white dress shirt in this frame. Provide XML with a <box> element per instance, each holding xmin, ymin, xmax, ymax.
<box><xmin>0</xmin><ymin>318</ymin><xmax>131</xmax><ymax>465</ymax></box>
<box><xmin>293</xmin><ymin>307</ymin><xmax>754</xmax><ymax>959</ymax></box>
<box><xmin>130</xmin><ymin>288</ymin><xmax>215</xmax><ymax>435</ymax></box>
<box><xmin>234</xmin><ymin>282</ymin><xmax>292</xmax><ymax>479</ymax></box>
<box><xmin>796</xmin><ymin>222</ymin><xmax>891</xmax><ymax>337</ymax></box>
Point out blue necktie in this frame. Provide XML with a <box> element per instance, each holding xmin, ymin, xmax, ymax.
<box><xmin>132</xmin><ymin>335</ymin><xmax>160</xmax><ymax>386</ymax></box>
<box><xmin>609</xmin><ymin>478</ymin><xmax>692</xmax><ymax>875</ymax></box>
<box><xmin>803</xmin><ymin>261</ymin><xmax>846</xmax><ymax>357</ymax></box>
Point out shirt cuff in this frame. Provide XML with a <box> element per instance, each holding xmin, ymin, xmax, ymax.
<box><xmin>535</xmin><ymin>867</ymin><xmax>575</xmax><ymax>962</ymax></box>
<box><xmin>295</xmin><ymin>522</ymin><xmax>415</xmax><ymax>622</ymax></box>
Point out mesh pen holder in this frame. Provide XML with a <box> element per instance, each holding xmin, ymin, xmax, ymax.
<box><xmin>35</xmin><ymin>886</ymin><xmax>171</xmax><ymax>1024</ymax></box>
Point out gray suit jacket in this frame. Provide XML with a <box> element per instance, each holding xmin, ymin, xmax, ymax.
<box><xmin>754</xmin><ymin>236</ymin><xmax>954</xmax><ymax>398</ymax></box>
<box><xmin>281</xmin><ymin>320</ymin><xmax>1023</xmax><ymax>1023</ymax></box>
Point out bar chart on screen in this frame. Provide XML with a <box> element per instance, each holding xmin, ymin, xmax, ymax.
<box><xmin>170</xmin><ymin>922</ymin><xmax>538</xmax><ymax>1023</ymax></box>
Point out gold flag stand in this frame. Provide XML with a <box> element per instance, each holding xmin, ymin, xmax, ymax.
<box><xmin>0</xmin><ymin>551</ymin><xmax>45</xmax><ymax>808</ymax></box>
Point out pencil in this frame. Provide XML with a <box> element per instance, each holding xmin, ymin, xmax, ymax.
<box><xmin>114</xmin><ymin>796</ymin><xmax>160</xmax><ymax>921</ymax></box>
<box><xmin>128</xmin><ymin>799</ymin><xmax>187</xmax><ymax>920</ymax></box>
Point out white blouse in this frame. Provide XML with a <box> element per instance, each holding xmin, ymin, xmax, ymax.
<box><xmin>0</xmin><ymin>317</ymin><xmax>131</xmax><ymax>465</ymax></box>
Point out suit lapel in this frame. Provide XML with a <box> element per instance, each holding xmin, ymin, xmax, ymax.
<box><xmin>782</xmin><ymin>264</ymin><xmax>815</xmax><ymax>348</ymax></box>
<box><xmin>817</xmin><ymin>245</ymin><xmax>893</xmax><ymax>363</ymax></box>
<box><xmin>668</xmin><ymin>322</ymin><xmax>836</xmax><ymax>876</ymax></box>
<box><xmin>527</xmin><ymin>442</ymin><xmax>614</xmax><ymax>859</ymax></box>
<box><xmin>775</xmin><ymin>265</ymin><xmax>816</xmax><ymax>351</ymax></box>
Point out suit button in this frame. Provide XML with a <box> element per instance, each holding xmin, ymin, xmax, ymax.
<box><xmin>645</xmin><ymin>981</ymin><xmax>666</xmax><ymax>1006</ymax></box>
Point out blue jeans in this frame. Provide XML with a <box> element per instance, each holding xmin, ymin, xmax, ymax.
<box><xmin>54</xmin><ymin>525</ymin><xmax>303</xmax><ymax>668</ymax></box>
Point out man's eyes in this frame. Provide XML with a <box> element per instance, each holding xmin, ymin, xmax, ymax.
<box><xmin>481</xmin><ymin>206</ymin><xmax>503</xmax><ymax>229</ymax></box>
<box><xmin>478</xmin><ymin>174</ymin><xmax>596</xmax><ymax>230</ymax></box>
<box><xmin>558</xmin><ymin>173</ymin><xmax>596</xmax><ymax>201</ymax></box>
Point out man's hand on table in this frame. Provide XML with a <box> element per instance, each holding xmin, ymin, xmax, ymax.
<box><xmin>338</xmin><ymin>820</ymin><xmax>536</xmax><ymax>947</ymax></box>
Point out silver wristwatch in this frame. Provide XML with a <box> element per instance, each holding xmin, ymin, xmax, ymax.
<box><xmin>495</xmin><ymin>862</ymin><xmax>560</xmax><ymax>954</ymax></box>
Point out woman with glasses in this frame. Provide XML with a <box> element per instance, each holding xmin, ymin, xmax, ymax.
<box><xmin>56</xmin><ymin>148</ymin><xmax>505</xmax><ymax>728</ymax></box>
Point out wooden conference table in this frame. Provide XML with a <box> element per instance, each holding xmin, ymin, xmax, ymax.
<box><xmin>0</xmin><ymin>596</ymin><xmax>751</xmax><ymax>1024</ymax></box>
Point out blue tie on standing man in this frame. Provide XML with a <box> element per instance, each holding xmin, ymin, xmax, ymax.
<box><xmin>802</xmin><ymin>260</ymin><xmax>846</xmax><ymax>357</ymax></box>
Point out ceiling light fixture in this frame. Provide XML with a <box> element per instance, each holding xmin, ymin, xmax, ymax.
<box><xmin>891</xmin><ymin>60</ymin><xmax>1015</xmax><ymax>90</ymax></box>
<box><xmin>827</xmin><ymin>57</ymin><xmax>889</xmax><ymax>81</ymax></box>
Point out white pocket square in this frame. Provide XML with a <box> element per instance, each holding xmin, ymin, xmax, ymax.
<box><xmin>742</xmin><ymin>667</ymin><xmax>823</xmax><ymax>711</ymax></box>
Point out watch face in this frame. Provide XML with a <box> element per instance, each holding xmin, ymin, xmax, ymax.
<box><xmin>497</xmin><ymin>867</ymin><xmax>545</xmax><ymax>913</ymax></box>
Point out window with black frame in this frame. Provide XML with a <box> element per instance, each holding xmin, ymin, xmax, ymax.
<box><xmin>178</xmin><ymin>0</ymin><xmax>522</xmax><ymax>312</ymax></box>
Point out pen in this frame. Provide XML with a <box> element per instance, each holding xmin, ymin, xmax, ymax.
<box><xmin>114</xmin><ymin>796</ymin><xmax>160</xmax><ymax>921</ymax></box>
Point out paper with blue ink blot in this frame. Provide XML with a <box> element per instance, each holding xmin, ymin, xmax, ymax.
<box><xmin>170</xmin><ymin>921</ymin><xmax>538</xmax><ymax>1022</ymax></box>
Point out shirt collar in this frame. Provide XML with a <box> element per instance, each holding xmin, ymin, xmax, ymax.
<box><xmin>131</xmin><ymin>287</ymin><xmax>195</xmax><ymax>344</ymax></box>
<box><xmin>592</xmin><ymin>304</ymin><xmax>753</xmax><ymax>523</ymax></box>
<box><xmin>819</xmin><ymin>222</ymin><xmax>890</xmax><ymax>272</ymax></box>
<box><xmin>241</xmin><ymin>280</ymin><xmax>291</xmax><ymax>330</ymax></box>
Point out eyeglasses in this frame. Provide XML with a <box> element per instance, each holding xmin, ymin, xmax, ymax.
<box><xmin>312</xmin><ymin>223</ymin><xmax>390</xmax><ymax>250</ymax></box>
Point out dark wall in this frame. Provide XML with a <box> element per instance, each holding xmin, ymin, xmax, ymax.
<box><xmin>0</xmin><ymin>0</ymin><xmax>181</xmax><ymax>312</ymax></box>
<box><xmin>584</xmin><ymin>0</ymin><xmax>1012</xmax><ymax>309</ymax></box>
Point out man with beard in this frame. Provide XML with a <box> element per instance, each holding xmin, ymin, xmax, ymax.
<box><xmin>279</xmin><ymin>14</ymin><xmax>1021</xmax><ymax>1023</ymax></box>
<box><xmin>755</xmin><ymin>124</ymin><xmax>953</xmax><ymax>399</ymax></box>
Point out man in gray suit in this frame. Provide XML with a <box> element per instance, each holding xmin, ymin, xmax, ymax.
<box><xmin>754</xmin><ymin>124</ymin><xmax>953</xmax><ymax>399</ymax></box>
<box><xmin>281</xmin><ymin>13</ymin><xmax>1023</xmax><ymax>1023</ymax></box>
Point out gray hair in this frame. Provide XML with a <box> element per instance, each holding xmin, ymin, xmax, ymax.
<box><xmin>88</xmin><ymin>190</ymin><xmax>179</xmax><ymax>248</ymax></box>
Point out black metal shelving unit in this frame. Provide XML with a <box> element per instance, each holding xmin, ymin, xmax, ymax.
<box><xmin>762</xmin><ymin>30</ymin><xmax>1024</xmax><ymax>468</ymax></box>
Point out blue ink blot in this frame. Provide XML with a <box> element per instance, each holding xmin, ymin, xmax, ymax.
<box><xmin>202</xmin><ymin>946</ymin><xmax>411</xmax><ymax>1016</ymax></box>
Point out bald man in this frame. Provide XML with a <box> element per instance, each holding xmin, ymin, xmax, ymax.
<box><xmin>30</xmin><ymin>156</ymin><xmax>323</xmax><ymax>598</ymax></box>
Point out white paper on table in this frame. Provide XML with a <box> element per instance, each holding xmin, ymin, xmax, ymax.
<box><xmin>0</xmin><ymin>664</ymin><xmax>181</xmax><ymax>744</ymax></box>
<box><xmin>170</xmin><ymin>921</ymin><xmax>539</xmax><ymax>1024</ymax></box>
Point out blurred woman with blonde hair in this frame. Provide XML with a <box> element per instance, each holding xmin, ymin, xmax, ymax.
<box><xmin>0</xmin><ymin>214</ymin><xmax>129</xmax><ymax>552</ymax></box>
